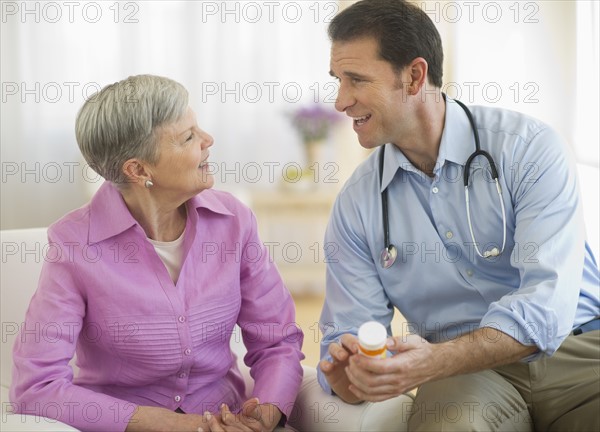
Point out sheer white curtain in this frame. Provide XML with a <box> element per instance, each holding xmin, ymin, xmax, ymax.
<box><xmin>1</xmin><ymin>1</ymin><xmax>334</xmax><ymax>229</ymax></box>
<box><xmin>4</xmin><ymin>1</ymin><xmax>597</xmax><ymax>230</ymax></box>
<box><xmin>440</xmin><ymin>0</ymin><xmax>577</xmax><ymax>147</ymax></box>
<box><xmin>435</xmin><ymin>0</ymin><xmax>598</xmax><ymax>162</ymax></box>
<box><xmin>575</xmin><ymin>0</ymin><xmax>599</xmax><ymax>166</ymax></box>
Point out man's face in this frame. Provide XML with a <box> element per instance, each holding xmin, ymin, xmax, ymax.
<box><xmin>330</xmin><ymin>37</ymin><xmax>411</xmax><ymax>149</ymax></box>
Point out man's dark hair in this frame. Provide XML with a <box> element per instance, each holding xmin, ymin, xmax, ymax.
<box><xmin>328</xmin><ymin>0</ymin><xmax>444</xmax><ymax>88</ymax></box>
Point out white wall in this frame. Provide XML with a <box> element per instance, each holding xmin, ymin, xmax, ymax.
<box><xmin>1</xmin><ymin>1</ymin><xmax>597</xmax><ymax>230</ymax></box>
<box><xmin>444</xmin><ymin>1</ymin><xmax>576</xmax><ymax>149</ymax></box>
<box><xmin>437</xmin><ymin>0</ymin><xmax>597</xmax><ymax>167</ymax></box>
<box><xmin>1</xmin><ymin>1</ymin><xmax>335</xmax><ymax>229</ymax></box>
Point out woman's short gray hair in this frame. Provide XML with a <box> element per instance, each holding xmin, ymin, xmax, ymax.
<box><xmin>75</xmin><ymin>75</ymin><xmax>189</xmax><ymax>186</ymax></box>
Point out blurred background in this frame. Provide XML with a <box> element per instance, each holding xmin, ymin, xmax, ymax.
<box><xmin>2</xmin><ymin>0</ymin><xmax>599</xmax><ymax>365</ymax></box>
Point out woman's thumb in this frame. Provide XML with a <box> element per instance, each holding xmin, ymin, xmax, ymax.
<box><xmin>242</xmin><ymin>397</ymin><xmax>261</xmax><ymax>419</ymax></box>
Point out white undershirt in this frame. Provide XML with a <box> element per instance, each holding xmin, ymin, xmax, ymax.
<box><xmin>147</xmin><ymin>230</ymin><xmax>185</xmax><ymax>284</ymax></box>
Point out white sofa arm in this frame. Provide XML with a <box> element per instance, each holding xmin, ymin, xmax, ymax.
<box><xmin>1</xmin><ymin>387</ymin><xmax>78</xmax><ymax>432</ymax></box>
<box><xmin>1</xmin><ymin>414</ymin><xmax>78</xmax><ymax>432</ymax></box>
<box><xmin>287</xmin><ymin>366</ymin><xmax>414</xmax><ymax>432</ymax></box>
<box><xmin>1</xmin><ymin>228</ymin><xmax>79</xmax><ymax>431</ymax></box>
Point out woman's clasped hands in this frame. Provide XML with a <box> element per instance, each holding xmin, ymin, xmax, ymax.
<box><xmin>200</xmin><ymin>398</ymin><xmax>282</xmax><ymax>432</ymax></box>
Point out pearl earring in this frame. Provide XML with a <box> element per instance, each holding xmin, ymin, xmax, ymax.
<box><xmin>145</xmin><ymin>179</ymin><xmax>154</xmax><ymax>188</ymax></box>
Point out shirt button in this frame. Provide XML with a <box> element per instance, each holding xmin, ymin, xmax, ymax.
<box><xmin>174</xmin><ymin>395</ymin><xmax>181</xmax><ymax>402</ymax></box>
<box><xmin>445</xmin><ymin>231</ymin><xmax>453</xmax><ymax>239</ymax></box>
<box><xmin>184</xmin><ymin>348</ymin><xmax>191</xmax><ymax>356</ymax></box>
<box><xmin>178</xmin><ymin>372</ymin><xmax>186</xmax><ymax>378</ymax></box>
<box><xmin>466</xmin><ymin>269</ymin><xmax>474</xmax><ymax>277</ymax></box>
<box><xmin>178</xmin><ymin>316</ymin><xmax>186</xmax><ymax>323</ymax></box>
<box><xmin>432</xmin><ymin>187</ymin><xmax>439</xmax><ymax>194</ymax></box>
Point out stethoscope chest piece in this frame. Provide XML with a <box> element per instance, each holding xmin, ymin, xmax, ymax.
<box><xmin>380</xmin><ymin>245</ymin><xmax>397</xmax><ymax>269</ymax></box>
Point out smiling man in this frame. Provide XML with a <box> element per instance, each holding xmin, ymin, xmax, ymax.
<box><xmin>317</xmin><ymin>1</ymin><xmax>600</xmax><ymax>430</ymax></box>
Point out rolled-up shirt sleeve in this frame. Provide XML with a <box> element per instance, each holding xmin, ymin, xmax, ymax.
<box><xmin>479</xmin><ymin>127</ymin><xmax>586</xmax><ymax>359</ymax></box>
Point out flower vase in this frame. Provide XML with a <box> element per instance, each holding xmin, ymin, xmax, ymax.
<box><xmin>305</xmin><ymin>139</ymin><xmax>325</xmax><ymax>169</ymax></box>
<box><xmin>279</xmin><ymin>139</ymin><xmax>324</xmax><ymax>191</ymax></box>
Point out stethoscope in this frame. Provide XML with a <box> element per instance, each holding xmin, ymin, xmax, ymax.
<box><xmin>379</xmin><ymin>96</ymin><xmax>507</xmax><ymax>269</ymax></box>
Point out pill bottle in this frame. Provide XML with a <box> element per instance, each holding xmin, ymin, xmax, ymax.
<box><xmin>358</xmin><ymin>321</ymin><xmax>387</xmax><ymax>358</ymax></box>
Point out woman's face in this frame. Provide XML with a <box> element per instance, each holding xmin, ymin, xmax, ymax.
<box><xmin>149</xmin><ymin>107</ymin><xmax>214</xmax><ymax>201</ymax></box>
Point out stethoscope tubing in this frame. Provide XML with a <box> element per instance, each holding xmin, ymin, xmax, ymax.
<box><xmin>379</xmin><ymin>95</ymin><xmax>507</xmax><ymax>269</ymax></box>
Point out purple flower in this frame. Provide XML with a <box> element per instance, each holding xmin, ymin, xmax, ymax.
<box><xmin>288</xmin><ymin>104</ymin><xmax>342</xmax><ymax>143</ymax></box>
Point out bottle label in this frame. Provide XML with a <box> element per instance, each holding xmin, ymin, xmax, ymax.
<box><xmin>358</xmin><ymin>345</ymin><xmax>386</xmax><ymax>358</ymax></box>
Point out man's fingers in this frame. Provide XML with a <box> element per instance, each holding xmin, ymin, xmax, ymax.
<box><xmin>348</xmin><ymin>383</ymin><xmax>400</xmax><ymax>402</ymax></box>
<box><xmin>386</xmin><ymin>334</ymin><xmax>426</xmax><ymax>352</ymax></box>
<box><xmin>346</xmin><ymin>364</ymin><xmax>401</xmax><ymax>394</ymax></box>
<box><xmin>339</xmin><ymin>334</ymin><xmax>360</xmax><ymax>354</ymax></box>
<box><xmin>319</xmin><ymin>358</ymin><xmax>333</xmax><ymax>373</ymax></box>
<box><xmin>327</xmin><ymin>341</ymin><xmax>349</xmax><ymax>361</ymax></box>
<box><xmin>327</xmin><ymin>333</ymin><xmax>360</xmax><ymax>362</ymax></box>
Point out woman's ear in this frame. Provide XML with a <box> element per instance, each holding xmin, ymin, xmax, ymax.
<box><xmin>122</xmin><ymin>159</ymin><xmax>152</xmax><ymax>187</ymax></box>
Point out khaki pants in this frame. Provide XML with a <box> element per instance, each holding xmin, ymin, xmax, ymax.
<box><xmin>408</xmin><ymin>330</ymin><xmax>600</xmax><ymax>431</ymax></box>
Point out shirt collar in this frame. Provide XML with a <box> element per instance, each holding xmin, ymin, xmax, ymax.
<box><xmin>89</xmin><ymin>182</ymin><xmax>138</xmax><ymax>244</ymax></box>
<box><xmin>379</xmin><ymin>97</ymin><xmax>475</xmax><ymax>192</ymax></box>
<box><xmin>438</xmin><ymin>97</ymin><xmax>475</xmax><ymax>167</ymax></box>
<box><xmin>89</xmin><ymin>182</ymin><xmax>234</xmax><ymax>244</ymax></box>
<box><xmin>379</xmin><ymin>144</ymin><xmax>407</xmax><ymax>192</ymax></box>
<box><xmin>189</xmin><ymin>190</ymin><xmax>235</xmax><ymax>217</ymax></box>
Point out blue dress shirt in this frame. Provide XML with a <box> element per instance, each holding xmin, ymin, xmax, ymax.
<box><xmin>318</xmin><ymin>98</ymin><xmax>600</xmax><ymax>394</ymax></box>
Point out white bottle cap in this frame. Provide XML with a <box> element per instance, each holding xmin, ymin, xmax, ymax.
<box><xmin>358</xmin><ymin>321</ymin><xmax>387</xmax><ymax>351</ymax></box>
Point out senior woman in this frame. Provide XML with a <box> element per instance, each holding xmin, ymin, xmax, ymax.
<box><xmin>10</xmin><ymin>75</ymin><xmax>304</xmax><ymax>432</ymax></box>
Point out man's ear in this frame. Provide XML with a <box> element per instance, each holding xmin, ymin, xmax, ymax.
<box><xmin>406</xmin><ymin>57</ymin><xmax>429</xmax><ymax>95</ymax></box>
<box><xmin>122</xmin><ymin>159</ymin><xmax>152</xmax><ymax>187</ymax></box>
